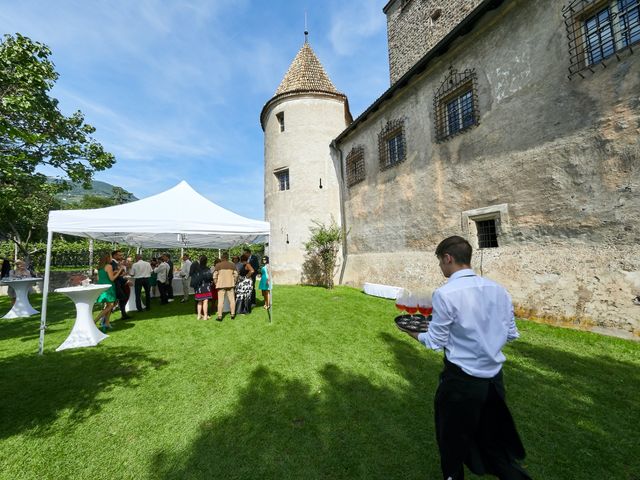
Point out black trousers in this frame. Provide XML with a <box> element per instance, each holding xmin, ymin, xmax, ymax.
<box><xmin>134</xmin><ymin>277</ymin><xmax>150</xmax><ymax>311</ymax></box>
<box><xmin>158</xmin><ymin>281</ymin><xmax>169</xmax><ymax>304</ymax></box>
<box><xmin>250</xmin><ymin>274</ymin><xmax>257</xmax><ymax>305</ymax></box>
<box><xmin>434</xmin><ymin>358</ymin><xmax>530</xmax><ymax>480</ymax></box>
<box><xmin>114</xmin><ymin>280</ymin><xmax>129</xmax><ymax>316</ymax></box>
<box><xmin>167</xmin><ymin>276</ymin><xmax>174</xmax><ymax>299</ymax></box>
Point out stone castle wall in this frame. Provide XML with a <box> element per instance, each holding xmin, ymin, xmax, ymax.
<box><xmin>385</xmin><ymin>0</ymin><xmax>483</xmax><ymax>84</ymax></box>
<box><xmin>335</xmin><ymin>0</ymin><xmax>640</xmax><ymax>337</ymax></box>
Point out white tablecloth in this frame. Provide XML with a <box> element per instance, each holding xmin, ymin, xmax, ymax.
<box><xmin>1</xmin><ymin>278</ymin><xmax>42</xmax><ymax>318</ymax></box>
<box><xmin>125</xmin><ymin>283</ymin><xmax>145</xmax><ymax>312</ymax></box>
<box><xmin>171</xmin><ymin>277</ymin><xmax>194</xmax><ymax>296</ymax></box>
<box><xmin>55</xmin><ymin>285</ymin><xmax>110</xmax><ymax>351</ymax></box>
<box><xmin>363</xmin><ymin>282</ymin><xmax>403</xmax><ymax>300</ymax></box>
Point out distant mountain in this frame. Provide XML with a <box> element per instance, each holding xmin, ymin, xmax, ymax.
<box><xmin>48</xmin><ymin>177</ymin><xmax>138</xmax><ymax>205</ymax></box>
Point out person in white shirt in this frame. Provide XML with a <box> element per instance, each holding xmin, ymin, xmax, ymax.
<box><xmin>130</xmin><ymin>255</ymin><xmax>153</xmax><ymax>312</ymax></box>
<box><xmin>399</xmin><ymin>236</ymin><xmax>530</xmax><ymax>480</ymax></box>
<box><xmin>179</xmin><ymin>254</ymin><xmax>192</xmax><ymax>303</ymax></box>
<box><xmin>154</xmin><ymin>256</ymin><xmax>170</xmax><ymax>305</ymax></box>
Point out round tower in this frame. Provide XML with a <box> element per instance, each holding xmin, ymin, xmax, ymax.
<box><xmin>261</xmin><ymin>37</ymin><xmax>351</xmax><ymax>284</ymax></box>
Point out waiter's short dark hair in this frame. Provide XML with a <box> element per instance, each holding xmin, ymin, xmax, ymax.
<box><xmin>111</xmin><ymin>250</ymin><xmax>121</xmax><ymax>257</ymax></box>
<box><xmin>435</xmin><ymin>236</ymin><xmax>472</xmax><ymax>265</ymax></box>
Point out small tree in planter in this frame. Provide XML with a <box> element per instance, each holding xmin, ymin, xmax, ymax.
<box><xmin>302</xmin><ymin>219</ymin><xmax>342</xmax><ymax>289</ymax></box>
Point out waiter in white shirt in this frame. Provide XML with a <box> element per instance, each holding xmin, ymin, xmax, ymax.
<box><xmin>178</xmin><ymin>254</ymin><xmax>192</xmax><ymax>303</ymax></box>
<box><xmin>130</xmin><ymin>254</ymin><xmax>152</xmax><ymax>312</ymax></box>
<box><xmin>400</xmin><ymin>236</ymin><xmax>530</xmax><ymax>480</ymax></box>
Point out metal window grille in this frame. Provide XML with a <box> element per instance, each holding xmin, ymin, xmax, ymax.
<box><xmin>564</xmin><ymin>0</ymin><xmax>640</xmax><ymax>79</ymax></box>
<box><xmin>434</xmin><ymin>67</ymin><xmax>479</xmax><ymax>142</ymax></box>
<box><xmin>378</xmin><ymin>119</ymin><xmax>406</xmax><ymax>170</ymax></box>
<box><xmin>275</xmin><ymin>169</ymin><xmax>290</xmax><ymax>191</ymax></box>
<box><xmin>346</xmin><ymin>146</ymin><xmax>366</xmax><ymax>187</ymax></box>
<box><xmin>476</xmin><ymin>219</ymin><xmax>498</xmax><ymax>248</ymax></box>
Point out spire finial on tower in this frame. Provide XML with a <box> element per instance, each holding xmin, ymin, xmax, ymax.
<box><xmin>304</xmin><ymin>11</ymin><xmax>309</xmax><ymax>43</ymax></box>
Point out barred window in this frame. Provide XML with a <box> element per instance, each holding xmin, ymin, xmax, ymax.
<box><xmin>476</xmin><ymin>219</ymin><xmax>499</xmax><ymax>248</ymax></box>
<box><xmin>275</xmin><ymin>169</ymin><xmax>290</xmax><ymax>191</ymax></box>
<box><xmin>434</xmin><ymin>68</ymin><xmax>479</xmax><ymax>142</ymax></box>
<box><xmin>378</xmin><ymin>119</ymin><xmax>406</xmax><ymax>170</ymax></box>
<box><xmin>346</xmin><ymin>146</ymin><xmax>365</xmax><ymax>187</ymax></box>
<box><xmin>564</xmin><ymin>0</ymin><xmax>640</xmax><ymax>79</ymax></box>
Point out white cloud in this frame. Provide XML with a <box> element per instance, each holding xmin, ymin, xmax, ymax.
<box><xmin>329</xmin><ymin>0</ymin><xmax>387</xmax><ymax>56</ymax></box>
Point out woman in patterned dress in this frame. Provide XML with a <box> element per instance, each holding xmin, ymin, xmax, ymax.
<box><xmin>190</xmin><ymin>255</ymin><xmax>213</xmax><ymax>320</ymax></box>
<box><xmin>235</xmin><ymin>254</ymin><xmax>255</xmax><ymax>315</ymax></box>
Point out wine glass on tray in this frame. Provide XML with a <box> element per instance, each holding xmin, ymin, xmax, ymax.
<box><xmin>404</xmin><ymin>292</ymin><xmax>418</xmax><ymax>315</ymax></box>
<box><xmin>417</xmin><ymin>291</ymin><xmax>433</xmax><ymax>317</ymax></box>
<box><xmin>395</xmin><ymin>289</ymin><xmax>409</xmax><ymax>314</ymax></box>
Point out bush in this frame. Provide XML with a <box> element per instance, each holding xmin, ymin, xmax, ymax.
<box><xmin>301</xmin><ymin>220</ymin><xmax>342</xmax><ymax>289</ymax></box>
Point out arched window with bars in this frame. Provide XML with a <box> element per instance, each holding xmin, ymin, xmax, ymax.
<box><xmin>433</xmin><ymin>67</ymin><xmax>480</xmax><ymax>142</ymax></box>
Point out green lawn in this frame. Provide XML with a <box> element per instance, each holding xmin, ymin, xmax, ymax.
<box><xmin>0</xmin><ymin>286</ymin><xmax>638</xmax><ymax>480</ymax></box>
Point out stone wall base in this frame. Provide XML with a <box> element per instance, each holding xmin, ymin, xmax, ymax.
<box><xmin>341</xmin><ymin>245</ymin><xmax>640</xmax><ymax>338</ymax></box>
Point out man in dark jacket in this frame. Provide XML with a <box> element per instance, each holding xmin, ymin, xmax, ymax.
<box><xmin>166</xmin><ymin>253</ymin><xmax>174</xmax><ymax>302</ymax></box>
<box><xmin>111</xmin><ymin>250</ymin><xmax>132</xmax><ymax>320</ymax></box>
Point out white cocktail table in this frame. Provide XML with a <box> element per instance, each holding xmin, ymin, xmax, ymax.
<box><xmin>1</xmin><ymin>277</ymin><xmax>42</xmax><ymax>318</ymax></box>
<box><xmin>55</xmin><ymin>284</ymin><xmax>111</xmax><ymax>352</ymax></box>
<box><xmin>125</xmin><ymin>283</ymin><xmax>145</xmax><ymax>312</ymax></box>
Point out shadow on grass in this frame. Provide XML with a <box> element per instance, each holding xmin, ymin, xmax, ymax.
<box><xmin>149</xmin><ymin>329</ymin><xmax>640</xmax><ymax>480</ymax></box>
<box><xmin>0</xmin><ymin>348</ymin><xmax>167</xmax><ymax>439</ymax></box>
<box><xmin>503</xmin><ymin>340</ymin><xmax>640</xmax><ymax>479</ymax></box>
<box><xmin>150</xmin><ymin>334</ymin><xmax>444</xmax><ymax>480</ymax></box>
<box><xmin>0</xmin><ymin>294</ymin><xmax>76</xmax><ymax>343</ymax></box>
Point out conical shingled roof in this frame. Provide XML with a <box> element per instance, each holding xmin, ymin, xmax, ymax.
<box><xmin>274</xmin><ymin>41</ymin><xmax>340</xmax><ymax>96</ymax></box>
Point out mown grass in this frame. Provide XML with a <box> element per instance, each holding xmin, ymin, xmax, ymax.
<box><xmin>0</xmin><ymin>286</ymin><xmax>638</xmax><ymax>479</ymax></box>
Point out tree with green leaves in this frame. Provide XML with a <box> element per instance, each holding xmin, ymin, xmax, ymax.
<box><xmin>302</xmin><ymin>219</ymin><xmax>343</xmax><ymax>289</ymax></box>
<box><xmin>0</xmin><ymin>33</ymin><xmax>115</xmax><ymax>256</ymax></box>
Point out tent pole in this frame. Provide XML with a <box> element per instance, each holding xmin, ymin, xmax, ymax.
<box><xmin>88</xmin><ymin>239</ymin><xmax>94</xmax><ymax>275</ymax></box>
<box><xmin>38</xmin><ymin>230</ymin><xmax>54</xmax><ymax>355</ymax></box>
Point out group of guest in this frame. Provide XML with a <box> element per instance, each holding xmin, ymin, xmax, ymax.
<box><xmin>92</xmin><ymin>248</ymin><xmax>271</xmax><ymax>329</ymax></box>
<box><xmin>188</xmin><ymin>248</ymin><xmax>271</xmax><ymax>321</ymax></box>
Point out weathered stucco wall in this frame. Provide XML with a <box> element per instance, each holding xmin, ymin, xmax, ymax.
<box><xmin>385</xmin><ymin>0</ymin><xmax>483</xmax><ymax>84</ymax></box>
<box><xmin>264</xmin><ymin>94</ymin><xmax>347</xmax><ymax>284</ymax></box>
<box><xmin>336</xmin><ymin>0</ymin><xmax>640</xmax><ymax>337</ymax></box>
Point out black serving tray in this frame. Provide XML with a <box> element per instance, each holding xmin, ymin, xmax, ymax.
<box><xmin>395</xmin><ymin>314</ymin><xmax>431</xmax><ymax>333</ymax></box>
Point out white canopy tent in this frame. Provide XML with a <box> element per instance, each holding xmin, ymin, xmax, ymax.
<box><xmin>38</xmin><ymin>181</ymin><xmax>270</xmax><ymax>354</ymax></box>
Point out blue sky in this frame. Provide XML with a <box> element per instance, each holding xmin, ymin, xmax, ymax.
<box><xmin>1</xmin><ymin>0</ymin><xmax>390</xmax><ymax>218</ymax></box>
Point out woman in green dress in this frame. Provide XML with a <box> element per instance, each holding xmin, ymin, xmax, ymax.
<box><xmin>95</xmin><ymin>252</ymin><xmax>124</xmax><ymax>331</ymax></box>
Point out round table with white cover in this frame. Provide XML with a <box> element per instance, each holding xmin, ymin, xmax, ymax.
<box><xmin>1</xmin><ymin>277</ymin><xmax>42</xmax><ymax>319</ymax></box>
<box><xmin>55</xmin><ymin>284</ymin><xmax>110</xmax><ymax>352</ymax></box>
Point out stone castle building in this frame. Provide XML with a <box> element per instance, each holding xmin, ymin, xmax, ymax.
<box><xmin>264</xmin><ymin>0</ymin><xmax>640</xmax><ymax>337</ymax></box>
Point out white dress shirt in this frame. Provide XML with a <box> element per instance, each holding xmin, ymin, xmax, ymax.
<box><xmin>154</xmin><ymin>262</ymin><xmax>170</xmax><ymax>283</ymax></box>
<box><xmin>417</xmin><ymin>269</ymin><xmax>520</xmax><ymax>378</ymax></box>
<box><xmin>179</xmin><ymin>259</ymin><xmax>192</xmax><ymax>279</ymax></box>
<box><xmin>130</xmin><ymin>260</ymin><xmax>153</xmax><ymax>279</ymax></box>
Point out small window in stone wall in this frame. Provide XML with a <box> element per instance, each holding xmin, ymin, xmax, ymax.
<box><xmin>475</xmin><ymin>219</ymin><xmax>499</xmax><ymax>248</ymax></box>
<box><xmin>462</xmin><ymin>204</ymin><xmax>509</xmax><ymax>250</ymax></box>
<box><xmin>276</xmin><ymin>112</ymin><xmax>285</xmax><ymax>132</ymax></box>
<box><xmin>346</xmin><ymin>146</ymin><xmax>366</xmax><ymax>187</ymax></box>
<box><xmin>275</xmin><ymin>169</ymin><xmax>290</xmax><ymax>191</ymax></box>
<box><xmin>434</xmin><ymin>67</ymin><xmax>479</xmax><ymax>142</ymax></box>
<box><xmin>564</xmin><ymin>0</ymin><xmax>640</xmax><ymax>79</ymax></box>
<box><xmin>378</xmin><ymin>119</ymin><xmax>406</xmax><ymax>171</ymax></box>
